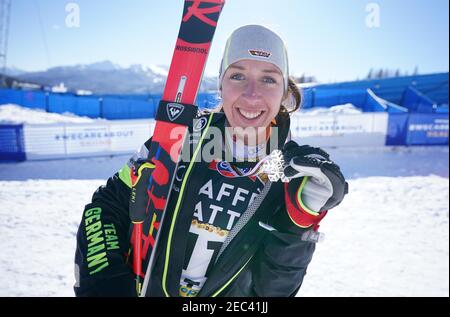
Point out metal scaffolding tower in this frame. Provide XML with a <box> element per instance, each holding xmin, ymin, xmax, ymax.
<box><xmin>0</xmin><ymin>0</ymin><xmax>11</xmax><ymax>74</ymax></box>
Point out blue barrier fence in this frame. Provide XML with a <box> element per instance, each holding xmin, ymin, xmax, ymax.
<box><xmin>386</xmin><ymin>114</ymin><xmax>409</xmax><ymax>146</ymax></box>
<box><xmin>0</xmin><ymin>124</ymin><xmax>26</xmax><ymax>161</ymax></box>
<box><xmin>0</xmin><ymin>89</ymin><xmax>47</xmax><ymax>110</ymax></box>
<box><xmin>1</xmin><ymin>112</ymin><xmax>448</xmax><ymax>161</ymax></box>
<box><xmin>406</xmin><ymin>113</ymin><xmax>449</xmax><ymax>145</ymax></box>
<box><xmin>386</xmin><ymin>113</ymin><xmax>449</xmax><ymax>146</ymax></box>
<box><xmin>401</xmin><ymin>86</ymin><xmax>436</xmax><ymax>113</ymax></box>
<box><xmin>1</xmin><ymin>73</ymin><xmax>448</xmax><ymax>160</ymax></box>
<box><xmin>2</xmin><ymin>85</ymin><xmax>447</xmax><ymax>118</ymax></box>
<box><xmin>0</xmin><ymin>89</ymin><xmax>221</xmax><ymax>120</ymax></box>
<box><xmin>102</xmin><ymin>97</ymin><xmax>155</xmax><ymax>119</ymax></box>
<box><xmin>315</xmin><ymin>73</ymin><xmax>449</xmax><ymax>106</ymax></box>
<box><xmin>1</xmin><ymin>73</ymin><xmax>448</xmax><ymax>120</ymax></box>
<box><xmin>48</xmin><ymin>94</ymin><xmax>101</xmax><ymax>118</ymax></box>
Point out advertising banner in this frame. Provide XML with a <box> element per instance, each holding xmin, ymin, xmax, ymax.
<box><xmin>406</xmin><ymin>114</ymin><xmax>449</xmax><ymax>145</ymax></box>
<box><xmin>291</xmin><ymin>112</ymin><xmax>389</xmax><ymax>147</ymax></box>
<box><xmin>23</xmin><ymin>120</ymin><xmax>155</xmax><ymax>160</ymax></box>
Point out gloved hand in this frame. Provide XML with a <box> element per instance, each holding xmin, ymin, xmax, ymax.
<box><xmin>282</xmin><ymin>141</ymin><xmax>348</xmax><ymax>230</ymax></box>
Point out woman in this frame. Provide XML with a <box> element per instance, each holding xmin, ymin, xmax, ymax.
<box><xmin>74</xmin><ymin>25</ymin><xmax>348</xmax><ymax>297</ymax></box>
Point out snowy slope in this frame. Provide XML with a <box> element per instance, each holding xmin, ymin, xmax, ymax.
<box><xmin>298</xmin><ymin>103</ymin><xmax>363</xmax><ymax>116</ymax></box>
<box><xmin>0</xmin><ymin>104</ymin><xmax>100</xmax><ymax>124</ymax></box>
<box><xmin>300</xmin><ymin>176</ymin><xmax>449</xmax><ymax>297</ymax></box>
<box><xmin>0</xmin><ymin>104</ymin><xmax>448</xmax><ymax>297</ymax></box>
<box><xmin>0</xmin><ymin>174</ymin><xmax>447</xmax><ymax>297</ymax></box>
<box><xmin>0</xmin><ymin>147</ymin><xmax>448</xmax><ymax>297</ymax></box>
<box><xmin>0</xmin><ymin>180</ymin><xmax>103</xmax><ymax>297</ymax></box>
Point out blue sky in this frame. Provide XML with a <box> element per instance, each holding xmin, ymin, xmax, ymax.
<box><xmin>7</xmin><ymin>0</ymin><xmax>449</xmax><ymax>83</ymax></box>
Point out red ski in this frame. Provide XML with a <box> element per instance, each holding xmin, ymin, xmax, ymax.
<box><xmin>128</xmin><ymin>0</ymin><xmax>225</xmax><ymax>297</ymax></box>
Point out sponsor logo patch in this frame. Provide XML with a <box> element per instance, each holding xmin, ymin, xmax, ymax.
<box><xmin>249</xmin><ymin>49</ymin><xmax>271</xmax><ymax>58</ymax></box>
<box><xmin>193</xmin><ymin>117</ymin><xmax>208</xmax><ymax>132</ymax></box>
<box><xmin>208</xmin><ymin>160</ymin><xmax>239</xmax><ymax>178</ymax></box>
<box><xmin>208</xmin><ymin>160</ymin><xmax>257</xmax><ymax>181</ymax></box>
<box><xmin>167</xmin><ymin>103</ymin><xmax>185</xmax><ymax>122</ymax></box>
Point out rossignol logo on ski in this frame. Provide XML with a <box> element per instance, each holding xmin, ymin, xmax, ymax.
<box><xmin>249</xmin><ymin>49</ymin><xmax>271</xmax><ymax>58</ymax></box>
<box><xmin>179</xmin><ymin>0</ymin><xmax>223</xmax><ymax>44</ymax></box>
<box><xmin>183</xmin><ymin>0</ymin><xmax>222</xmax><ymax>27</ymax></box>
<box><xmin>167</xmin><ymin>103</ymin><xmax>185</xmax><ymax>122</ymax></box>
<box><xmin>176</xmin><ymin>45</ymin><xmax>208</xmax><ymax>54</ymax></box>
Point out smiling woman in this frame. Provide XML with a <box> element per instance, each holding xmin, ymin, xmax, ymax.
<box><xmin>218</xmin><ymin>25</ymin><xmax>301</xmax><ymax>149</ymax></box>
<box><xmin>74</xmin><ymin>24</ymin><xmax>348</xmax><ymax>297</ymax></box>
<box><xmin>222</xmin><ymin>60</ymin><xmax>285</xmax><ymax>130</ymax></box>
<box><xmin>216</xmin><ymin>25</ymin><xmax>301</xmax><ymax>160</ymax></box>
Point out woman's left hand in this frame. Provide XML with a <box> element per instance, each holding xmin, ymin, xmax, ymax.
<box><xmin>283</xmin><ymin>141</ymin><xmax>348</xmax><ymax>213</ymax></box>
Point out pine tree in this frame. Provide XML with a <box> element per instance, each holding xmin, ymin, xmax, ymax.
<box><xmin>376</xmin><ymin>69</ymin><xmax>384</xmax><ymax>79</ymax></box>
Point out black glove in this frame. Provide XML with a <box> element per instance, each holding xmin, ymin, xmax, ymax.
<box><xmin>283</xmin><ymin>141</ymin><xmax>348</xmax><ymax>212</ymax></box>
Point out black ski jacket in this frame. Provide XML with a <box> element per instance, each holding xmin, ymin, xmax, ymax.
<box><xmin>74</xmin><ymin>112</ymin><xmax>317</xmax><ymax>297</ymax></box>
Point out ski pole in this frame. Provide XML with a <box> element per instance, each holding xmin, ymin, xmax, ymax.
<box><xmin>129</xmin><ymin>160</ymin><xmax>154</xmax><ymax>296</ymax></box>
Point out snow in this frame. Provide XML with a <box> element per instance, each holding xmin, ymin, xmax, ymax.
<box><xmin>147</xmin><ymin>65</ymin><xmax>169</xmax><ymax>77</ymax></box>
<box><xmin>0</xmin><ymin>104</ymin><xmax>448</xmax><ymax>297</ymax></box>
<box><xmin>300</xmin><ymin>175</ymin><xmax>449</xmax><ymax>297</ymax></box>
<box><xmin>0</xmin><ymin>103</ymin><xmax>363</xmax><ymax>125</ymax></box>
<box><xmin>298</xmin><ymin>103</ymin><xmax>363</xmax><ymax>116</ymax></box>
<box><xmin>0</xmin><ymin>146</ymin><xmax>448</xmax><ymax>297</ymax></box>
<box><xmin>0</xmin><ymin>104</ymin><xmax>100</xmax><ymax>124</ymax></box>
<box><xmin>0</xmin><ymin>180</ymin><xmax>103</xmax><ymax>297</ymax></box>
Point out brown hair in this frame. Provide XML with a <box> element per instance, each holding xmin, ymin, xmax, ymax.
<box><xmin>279</xmin><ymin>77</ymin><xmax>302</xmax><ymax>115</ymax></box>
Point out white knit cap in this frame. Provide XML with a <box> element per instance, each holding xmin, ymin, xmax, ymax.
<box><xmin>219</xmin><ymin>25</ymin><xmax>289</xmax><ymax>92</ymax></box>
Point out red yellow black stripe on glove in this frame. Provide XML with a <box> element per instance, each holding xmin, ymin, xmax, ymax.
<box><xmin>282</xmin><ymin>141</ymin><xmax>348</xmax><ymax>230</ymax></box>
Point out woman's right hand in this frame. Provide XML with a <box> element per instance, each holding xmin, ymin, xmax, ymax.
<box><xmin>282</xmin><ymin>141</ymin><xmax>349</xmax><ymax>213</ymax></box>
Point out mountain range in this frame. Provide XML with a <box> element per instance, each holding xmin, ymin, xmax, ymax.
<box><xmin>4</xmin><ymin>61</ymin><xmax>219</xmax><ymax>95</ymax></box>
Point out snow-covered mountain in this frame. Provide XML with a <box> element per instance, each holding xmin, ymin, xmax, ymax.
<box><xmin>2</xmin><ymin>66</ymin><xmax>27</xmax><ymax>77</ymax></box>
<box><xmin>13</xmin><ymin>61</ymin><xmax>218</xmax><ymax>95</ymax></box>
